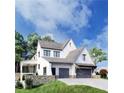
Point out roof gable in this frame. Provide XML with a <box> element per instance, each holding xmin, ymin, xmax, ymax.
<box><xmin>75</xmin><ymin>48</ymin><xmax>95</xmax><ymax>65</ymax></box>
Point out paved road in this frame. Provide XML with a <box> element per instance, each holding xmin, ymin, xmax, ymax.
<box><xmin>58</xmin><ymin>78</ymin><xmax>108</xmax><ymax>91</ymax></box>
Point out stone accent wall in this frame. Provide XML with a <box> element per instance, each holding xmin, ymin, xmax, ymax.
<box><xmin>24</xmin><ymin>75</ymin><xmax>55</xmax><ymax>86</ymax></box>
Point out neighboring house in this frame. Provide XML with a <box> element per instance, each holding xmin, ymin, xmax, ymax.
<box><xmin>20</xmin><ymin>39</ymin><xmax>96</xmax><ymax>80</ymax></box>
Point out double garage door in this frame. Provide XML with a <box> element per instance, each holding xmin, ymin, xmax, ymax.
<box><xmin>59</xmin><ymin>68</ymin><xmax>92</xmax><ymax>78</ymax></box>
<box><xmin>76</xmin><ymin>68</ymin><xmax>91</xmax><ymax>78</ymax></box>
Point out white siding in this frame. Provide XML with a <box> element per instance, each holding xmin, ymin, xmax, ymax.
<box><xmin>76</xmin><ymin>48</ymin><xmax>94</xmax><ymax>65</ymax></box>
<box><xmin>37</xmin><ymin>58</ymin><xmax>52</xmax><ymax>75</ymax></box>
<box><xmin>61</xmin><ymin>39</ymin><xmax>76</xmax><ymax>58</ymax></box>
<box><xmin>36</xmin><ymin>41</ymin><xmax>42</xmax><ymax>60</ymax></box>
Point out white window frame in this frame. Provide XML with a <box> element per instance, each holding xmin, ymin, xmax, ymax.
<box><xmin>53</xmin><ymin>51</ymin><xmax>60</xmax><ymax>57</ymax></box>
<box><xmin>44</xmin><ymin>50</ymin><xmax>51</xmax><ymax>57</ymax></box>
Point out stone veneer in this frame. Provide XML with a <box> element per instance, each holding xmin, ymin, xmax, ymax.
<box><xmin>24</xmin><ymin>75</ymin><xmax>55</xmax><ymax>86</ymax></box>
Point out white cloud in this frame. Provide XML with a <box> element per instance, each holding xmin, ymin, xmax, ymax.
<box><xmin>81</xmin><ymin>25</ymin><xmax>108</xmax><ymax>52</ymax></box>
<box><xmin>16</xmin><ymin>0</ymin><xmax>92</xmax><ymax>41</ymax></box>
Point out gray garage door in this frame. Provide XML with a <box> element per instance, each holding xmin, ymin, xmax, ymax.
<box><xmin>76</xmin><ymin>68</ymin><xmax>91</xmax><ymax>78</ymax></box>
<box><xmin>59</xmin><ymin>68</ymin><xmax>69</xmax><ymax>78</ymax></box>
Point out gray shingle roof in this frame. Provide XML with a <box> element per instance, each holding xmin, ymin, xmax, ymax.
<box><xmin>39</xmin><ymin>39</ymin><xmax>70</xmax><ymax>50</ymax></box>
<box><xmin>43</xmin><ymin>48</ymin><xmax>84</xmax><ymax>63</ymax></box>
<box><xmin>66</xmin><ymin>48</ymin><xmax>84</xmax><ymax>62</ymax></box>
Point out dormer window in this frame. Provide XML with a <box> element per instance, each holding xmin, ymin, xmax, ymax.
<box><xmin>83</xmin><ymin>54</ymin><xmax>86</xmax><ymax>61</ymax></box>
<box><xmin>69</xmin><ymin>42</ymin><xmax>71</xmax><ymax>46</ymax></box>
<box><xmin>54</xmin><ymin>51</ymin><xmax>60</xmax><ymax>57</ymax></box>
<box><xmin>44</xmin><ymin>50</ymin><xmax>50</xmax><ymax>57</ymax></box>
<box><xmin>38</xmin><ymin>52</ymin><xmax>40</xmax><ymax>57</ymax></box>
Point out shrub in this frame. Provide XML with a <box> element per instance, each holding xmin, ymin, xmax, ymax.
<box><xmin>100</xmin><ymin>69</ymin><xmax>108</xmax><ymax>78</ymax></box>
<box><xmin>96</xmin><ymin>72</ymin><xmax>100</xmax><ymax>75</ymax></box>
<box><xmin>15</xmin><ymin>81</ymin><xmax>23</xmax><ymax>89</ymax></box>
<box><xmin>25</xmin><ymin>78</ymin><xmax>33</xmax><ymax>89</ymax></box>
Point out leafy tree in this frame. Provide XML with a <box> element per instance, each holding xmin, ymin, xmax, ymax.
<box><xmin>41</xmin><ymin>36</ymin><xmax>55</xmax><ymax>42</ymax></box>
<box><xmin>15</xmin><ymin>31</ymin><xmax>27</xmax><ymax>62</ymax></box>
<box><xmin>27</xmin><ymin>32</ymin><xmax>41</xmax><ymax>58</ymax></box>
<box><xmin>15</xmin><ymin>31</ymin><xmax>27</xmax><ymax>72</ymax></box>
<box><xmin>90</xmin><ymin>47</ymin><xmax>107</xmax><ymax>65</ymax></box>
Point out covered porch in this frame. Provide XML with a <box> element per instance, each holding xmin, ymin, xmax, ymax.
<box><xmin>20</xmin><ymin>60</ymin><xmax>38</xmax><ymax>81</ymax></box>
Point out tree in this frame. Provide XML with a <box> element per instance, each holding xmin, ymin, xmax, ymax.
<box><xmin>27</xmin><ymin>32</ymin><xmax>41</xmax><ymax>58</ymax></box>
<box><xmin>90</xmin><ymin>48</ymin><xmax>107</xmax><ymax>65</ymax></box>
<box><xmin>15</xmin><ymin>31</ymin><xmax>27</xmax><ymax>72</ymax></box>
<box><xmin>27</xmin><ymin>33</ymin><xmax>55</xmax><ymax>59</ymax></box>
<box><xmin>15</xmin><ymin>31</ymin><xmax>27</xmax><ymax>62</ymax></box>
<box><xmin>41</xmin><ymin>36</ymin><xmax>55</xmax><ymax>42</ymax></box>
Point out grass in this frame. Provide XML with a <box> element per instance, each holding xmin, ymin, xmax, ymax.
<box><xmin>16</xmin><ymin>80</ymin><xmax>108</xmax><ymax>93</ymax></box>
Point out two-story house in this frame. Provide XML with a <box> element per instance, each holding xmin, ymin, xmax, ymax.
<box><xmin>20</xmin><ymin>39</ymin><xmax>96</xmax><ymax>80</ymax></box>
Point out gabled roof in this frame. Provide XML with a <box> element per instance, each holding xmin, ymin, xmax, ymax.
<box><xmin>39</xmin><ymin>39</ymin><xmax>70</xmax><ymax>50</ymax></box>
<box><xmin>43</xmin><ymin>48</ymin><xmax>84</xmax><ymax>63</ymax></box>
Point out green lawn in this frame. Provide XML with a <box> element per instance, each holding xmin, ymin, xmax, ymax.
<box><xmin>16</xmin><ymin>80</ymin><xmax>107</xmax><ymax>93</ymax></box>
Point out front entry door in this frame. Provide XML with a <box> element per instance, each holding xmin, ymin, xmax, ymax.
<box><xmin>52</xmin><ymin>68</ymin><xmax>56</xmax><ymax>75</ymax></box>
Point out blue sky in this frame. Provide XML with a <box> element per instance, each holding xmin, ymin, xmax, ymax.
<box><xmin>16</xmin><ymin>0</ymin><xmax>108</xmax><ymax>67</ymax></box>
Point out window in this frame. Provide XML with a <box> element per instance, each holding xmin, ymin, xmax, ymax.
<box><xmin>38</xmin><ymin>64</ymin><xmax>40</xmax><ymax>69</ymax></box>
<box><xmin>54</xmin><ymin>51</ymin><xmax>60</xmax><ymax>57</ymax></box>
<box><xmin>44</xmin><ymin>50</ymin><xmax>51</xmax><ymax>57</ymax></box>
<box><xmin>22</xmin><ymin>66</ymin><xmax>29</xmax><ymax>73</ymax></box>
<box><xmin>38</xmin><ymin>51</ymin><xmax>40</xmax><ymax>57</ymax></box>
<box><xmin>43</xmin><ymin>67</ymin><xmax>47</xmax><ymax>75</ymax></box>
<box><xmin>69</xmin><ymin>42</ymin><xmax>71</xmax><ymax>46</ymax></box>
<box><xmin>83</xmin><ymin>54</ymin><xmax>86</xmax><ymax>61</ymax></box>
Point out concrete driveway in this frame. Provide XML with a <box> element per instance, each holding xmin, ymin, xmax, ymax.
<box><xmin>58</xmin><ymin>78</ymin><xmax>108</xmax><ymax>91</ymax></box>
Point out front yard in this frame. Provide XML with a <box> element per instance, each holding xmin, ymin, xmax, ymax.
<box><xmin>16</xmin><ymin>80</ymin><xmax>107</xmax><ymax>93</ymax></box>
